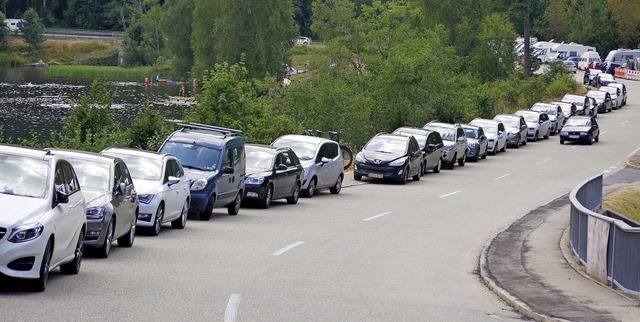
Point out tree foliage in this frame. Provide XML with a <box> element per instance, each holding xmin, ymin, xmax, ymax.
<box><xmin>0</xmin><ymin>12</ymin><xmax>9</xmax><ymax>49</ymax></box>
<box><xmin>20</xmin><ymin>8</ymin><xmax>45</xmax><ymax>56</ymax></box>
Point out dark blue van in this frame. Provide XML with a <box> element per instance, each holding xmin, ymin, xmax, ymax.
<box><xmin>159</xmin><ymin>123</ymin><xmax>245</xmax><ymax>220</ymax></box>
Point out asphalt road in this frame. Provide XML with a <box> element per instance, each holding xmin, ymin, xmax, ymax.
<box><xmin>1</xmin><ymin>73</ymin><xmax>638</xmax><ymax>321</ymax></box>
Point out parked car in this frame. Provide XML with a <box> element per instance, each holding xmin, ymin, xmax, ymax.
<box><xmin>469</xmin><ymin>118</ymin><xmax>507</xmax><ymax>155</ymax></box>
<box><xmin>565</xmin><ymin>57</ymin><xmax>581</xmax><ymax>68</ymax></box>
<box><xmin>514</xmin><ymin>110</ymin><xmax>551</xmax><ymax>141</ymax></box>
<box><xmin>586</xmin><ymin>96</ymin><xmax>598</xmax><ymax>117</ymax></box>
<box><xmin>531</xmin><ymin>103</ymin><xmax>565</xmax><ymax>135</ymax></box>
<box><xmin>585</xmin><ymin>90</ymin><xmax>612</xmax><ymax>113</ymax></box>
<box><xmin>392</xmin><ymin>127</ymin><xmax>444</xmax><ymax>174</ymax></box>
<box><xmin>460</xmin><ymin>124</ymin><xmax>488</xmax><ymax>161</ymax></box>
<box><xmin>552</xmin><ymin>101</ymin><xmax>577</xmax><ymax>120</ymax></box>
<box><xmin>599</xmin><ymin>86</ymin><xmax>622</xmax><ymax>110</ymax></box>
<box><xmin>272</xmin><ymin>134</ymin><xmax>344</xmax><ymax>197</ymax></box>
<box><xmin>561</xmin><ymin>94</ymin><xmax>592</xmax><ymax>116</ymax></box>
<box><xmin>0</xmin><ymin>145</ymin><xmax>86</xmax><ymax>291</ymax></box>
<box><xmin>563</xmin><ymin>61</ymin><xmax>577</xmax><ymax>73</ymax></box>
<box><xmin>559</xmin><ymin>116</ymin><xmax>600</xmax><ymax>145</ymax></box>
<box><xmin>608</xmin><ymin>83</ymin><xmax>627</xmax><ymax>106</ymax></box>
<box><xmin>243</xmin><ymin>144</ymin><xmax>304</xmax><ymax>208</ymax></box>
<box><xmin>101</xmin><ymin>147</ymin><xmax>191</xmax><ymax>236</ymax></box>
<box><xmin>583</xmin><ymin>69</ymin><xmax>601</xmax><ymax>85</ymax></box>
<box><xmin>158</xmin><ymin>123</ymin><xmax>245</xmax><ymax>220</ymax></box>
<box><xmin>493</xmin><ymin>114</ymin><xmax>527</xmax><ymax>148</ymax></box>
<box><xmin>48</xmin><ymin>149</ymin><xmax>138</xmax><ymax>258</ymax></box>
<box><xmin>353</xmin><ymin>133</ymin><xmax>423</xmax><ymax>183</ymax></box>
<box><xmin>423</xmin><ymin>122</ymin><xmax>468</xmax><ymax>169</ymax></box>
<box><xmin>597</xmin><ymin>73</ymin><xmax>616</xmax><ymax>86</ymax></box>
<box><xmin>293</xmin><ymin>36</ymin><xmax>311</xmax><ymax>45</ymax></box>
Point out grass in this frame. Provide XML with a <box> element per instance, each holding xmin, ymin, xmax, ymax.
<box><xmin>288</xmin><ymin>44</ymin><xmax>326</xmax><ymax>80</ymax></box>
<box><xmin>45</xmin><ymin>65</ymin><xmax>154</xmax><ymax>81</ymax></box>
<box><xmin>603</xmin><ymin>185</ymin><xmax>640</xmax><ymax>223</ymax></box>
<box><xmin>7</xmin><ymin>38</ymin><xmax>120</xmax><ymax>65</ymax></box>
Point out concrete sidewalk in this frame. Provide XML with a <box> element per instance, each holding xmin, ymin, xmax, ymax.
<box><xmin>481</xmin><ymin>167</ymin><xmax>640</xmax><ymax>322</ymax></box>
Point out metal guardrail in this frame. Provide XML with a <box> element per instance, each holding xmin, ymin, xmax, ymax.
<box><xmin>569</xmin><ymin>173</ymin><xmax>640</xmax><ymax>296</ymax></box>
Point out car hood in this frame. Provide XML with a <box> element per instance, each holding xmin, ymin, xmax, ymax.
<box><xmin>507</xmin><ymin>128</ymin><xmax>521</xmax><ymax>135</ymax></box>
<box><xmin>361</xmin><ymin>150</ymin><xmax>405</xmax><ymax>163</ymax></box>
<box><xmin>83</xmin><ymin>190</ymin><xmax>111</xmax><ymax>209</ymax></box>
<box><xmin>548</xmin><ymin>115</ymin><xmax>557</xmax><ymax>121</ymax></box>
<box><xmin>591</xmin><ymin>98</ymin><xmax>604</xmax><ymax>104</ymax></box>
<box><xmin>526</xmin><ymin>122</ymin><xmax>539</xmax><ymax>128</ymax></box>
<box><xmin>246</xmin><ymin>168</ymin><xmax>272</xmax><ymax>178</ymax></box>
<box><xmin>0</xmin><ymin>194</ymin><xmax>48</xmax><ymax>226</ymax></box>
<box><xmin>184</xmin><ymin>168</ymin><xmax>218</xmax><ymax>181</ymax></box>
<box><xmin>467</xmin><ymin>138</ymin><xmax>480</xmax><ymax>145</ymax></box>
<box><xmin>132</xmin><ymin>179</ymin><xmax>162</xmax><ymax>194</ymax></box>
<box><xmin>561</xmin><ymin>126</ymin><xmax>589</xmax><ymax>132</ymax></box>
<box><xmin>486</xmin><ymin>133</ymin><xmax>499</xmax><ymax>140</ymax></box>
<box><xmin>442</xmin><ymin>141</ymin><xmax>456</xmax><ymax>148</ymax></box>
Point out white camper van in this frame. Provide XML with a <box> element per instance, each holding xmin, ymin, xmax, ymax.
<box><xmin>578</xmin><ymin>51</ymin><xmax>601</xmax><ymax>70</ymax></box>
<box><xmin>548</xmin><ymin>42</ymin><xmax>596</xmax><ymax>62</ymax></box>
<box><xmin>3</xmin><ymin>19</ymin><xmax>23</xmax><ymax>32</ymax></box>
<box><xmin>532</xmin><ymin>41</ymin><xmax>560</xmax><ymax>63</ymax></box>
<box><xmin>604</xmin><ymin>49</ymin><xmax>640</xmax><ymax>70</ymax></box>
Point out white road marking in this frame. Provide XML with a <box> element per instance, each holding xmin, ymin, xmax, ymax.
<box><xmin>363</xmin><ymin>211</ymin><xmax>392</xmax><ymax>222</ymax></box>
<box><xmin>272</xmin><ymin>241</ymin><xmax>304</xmax><ymax>256</ymax></box>
<box><xmin>438</xmin><ymin>191</ymin><xmax>461</xmax><ymax>198</ymax></box>
<box><xmin>224</xmin><ymin>294</ymin><xmax>242</xmax><ymax>322</ymax></box>
<box><xmin>609</xmin><ymin>165</ymin><xmax>618</xmax><ymax>169</ymax></box>
<box><xmin>537</xmin><ymin>158</ymin><xmax>550</xmax><ymax>165</ymax></box>
<box><xmin>601</xmin><ymin>130</ymin><xmax>608</xmax><ymax>135</ymax></box>
<box><xmin>621</xmin><ymin>121</ymin><xmax>629</xmax><ymax>125</ymax></box>
<box><xmin>572</xmin><ymin>145</ymin><xmax>579</xmax><ymax>149</ymax></box>
<box><xmin>627</xmin><ymin>146</ymin><xmax>640</xmax><ymax>158</ymax></box>
<box><xmin>493</xmin><ymin>174</ymin><xmax>510</xmax><ymax>180</ymax></box>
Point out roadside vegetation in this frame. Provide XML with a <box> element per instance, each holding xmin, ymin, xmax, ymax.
<box><xmin>603</xmin><ymin>186</ymin><xmax>640</xmax><ymax>223</ymax></box>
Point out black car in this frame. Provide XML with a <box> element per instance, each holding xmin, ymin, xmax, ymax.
<box><xmin>354</xmin><ymin>133</ymin><xmax>423</xmax><ymax>184</ymax></box>
<box><xmin>392</xmin><ymin>127</ymin><xmax>444</xmax><ymax>174</ymax></box>
<box><xmin>559</xmin><ymin>116</ymin><xmax>600</xmax><ymax>145</ymax></box>
<box><xmin>243</xmin><ymin>144</ymin><xmax>303</xmax><ymax>208</ymax></box>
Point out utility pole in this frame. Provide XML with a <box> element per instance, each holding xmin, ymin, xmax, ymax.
<box><xmin>523</xmin><ymin>9</ymin><xmax>531</xmax><ymax>80</ymax></box>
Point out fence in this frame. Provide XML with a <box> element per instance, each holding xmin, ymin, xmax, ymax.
<box><xmin>614</xmin><ymin>68</ymin><xmax>640</xmax><ymax>81</ymax></box>
<box><xmin>569</xmin><ymin>173</ymin><xmax>640</xmax><ymax>296</ymax></box>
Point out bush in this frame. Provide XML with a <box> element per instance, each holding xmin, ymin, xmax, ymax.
<box><xmin>546</xmin><ymin>74</ymin><xmax>579</xmax><ymax>100</ymax></box>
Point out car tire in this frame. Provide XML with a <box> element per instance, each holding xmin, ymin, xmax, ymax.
<box><xmin>117</xmin><ymin>219</ymin><xmax>135</xmax><ymax>247</ymax></box>
<box><xmin>501</xmin><ymin>143</ymin><xmax>506</xmax><ymax>152</ymax></box>
<box><xmin>533</xmin><ymin>131</ymin><xmax>538</xmax><ymax>142</ymax></box>
<box><xmin>481</xmin><ymin>148</ymin><xmax>487</xmax><ymax>159</ymax></box>
<box><xmin>400</xmin><ymin>166</ymin><xmax>409</xmax><ymax>184</ymax></box>
<box><xmin>227</xmin><ymin>191</ymin><xmax>242</xmax><ymax>216</ymax></box>
<box><xmin>260</xmin><ymin>185</ymin><xmax>273</xmax><ymax>209</ymax></box>
<box><xmin>200</xmin><ymin>195</ymin><xmax>215</xmax><ymax>221</ymax></box>
<box><xmin>587</xmin><ymin>134</ymin><xmax>593</xmax><ymax>145</ymax></box>
<box><xmin>287</xmin><ymin>183</ymin><xmax>301</xmax><ymax>204</ymax></box>
<box><xmin>330</xmin><ymin>175</ymin><xmax>343</xmax><ymax>194</ymax></box>
<box><xmin>544</xmin><ymin>129</ymin><xmax>549</xmax><ymax>139</ymax></box>
<box><xmin>31</xmin><ymin>240</ymin><xmax>52</xmax><ymax>292</ymax></box>
<box><xmin>354</xmin><ymin>173</ymin><xmax>362</xmax><ymax>181</ymax></box>
<box><xmin>171</xmin><ymin>199</ymin><xmax>189</xmax><ymax>229</ymax></box>
<box><xmin>96</xmin><ymin>220</ymin><xmax>114</xmax><ymax>258</ymax></box>
<box><xmin>302</xmin><ymin>177</ymin><xmax>316</xmax><ymax>197</ymax></box>
<box><xmin>412</xmin><ymin>166</ymin><xmax>421</xmax><ymax>181</ymax></box>
<box><xmin>433</xmin><ymin>158</ymin><xmax>441</xmax><ymax>173</ymax></box>
<box><xmin>491</xmin><ymin>147</ymin><xmax>497</xmax><ymax>156</ymax></box>
<box><xmin>149</xmin><ymin>205</ymin><xmax>164</xmax><ymax>236</ymax></box>
<box><xmin>447</xmin><ymin>154</ymin><xmax>456</xmax><ymax>170</ymax></box>
<box><xmin>60</xmin><ymin>229</ymin><xmax>84</xmax><ymax>275</ymax></box>
<box><xmin>458</xmin><ymin>153</ymin><xmax>466</xmax><ymax>167</ymax></box>
<box><xmin>595</xmin><ymin>134</ymin><xmax>599</xmax><ymax>143</ymax></box>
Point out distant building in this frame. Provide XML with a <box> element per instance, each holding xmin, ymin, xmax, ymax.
<box><xmin>4</xmin><ymin>19</ymin><xmax>24</xmax><ymax>32</ymax></box>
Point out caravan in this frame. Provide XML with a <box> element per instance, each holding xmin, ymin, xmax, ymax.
<box><xmin>604</xmin><ymin>49</ymin><xmax>640</xmax><ymax>71</ymax></box>
<box><xmin>548</xmin><ymin>42</ymin><xmax>596</xmax><ymax>63</ymax></box>
<box><xmin>578</xmin><ymin>51</ymin><xmax>601</xmax><ymax>70</ymax></box>
<box><xmin>532</xmin><ymin>41</ymin><xmax>560</xmax><ymax>63</ymax></box>
<box><xmin>3</xmin><ymin>19</ymin><xmax>23</xmax><ymax>32</ymax></box>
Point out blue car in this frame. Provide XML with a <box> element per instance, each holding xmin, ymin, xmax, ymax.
<box><xmin>559</xmin><ymin>116</ymin><xmax>600</xmax><ymax>145</ymax></box>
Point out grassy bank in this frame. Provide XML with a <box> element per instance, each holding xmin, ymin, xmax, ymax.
<box><xmin>603</xmin><ymin>185</ymin><xmax>640</xmax><ymax>223</ymax></box>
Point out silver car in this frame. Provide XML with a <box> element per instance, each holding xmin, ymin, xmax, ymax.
<box><xmin>272</xmin><ymin>135</ymin><xmax>344</xmax><ymax>197</ymax></box>
<box><xmin>470</xmin><ymin>118</ymin><xmax>507</xmax><ymax>155</ymax></box>
<box><xmin>531</xmin><ymin>103</ymin><xmax>565</xmax><ymax>135</ymax></box>
<box><xmin>599</xmin><ymin>86</ymin><xmax>622</xmax><ymax>110</ymax></box>
<box><xmin>494</xmin><ymin>114</ymin><xmax>527</xmax><ymax>148</ymax></box>
<box><xmin>608</xmin><ymin>83</ymin><xmax>627</xmax><ymax>106</ymax></box>
<box><xmin>514</xmin><ymin>110</ymin><xmax>551</xmax><ymax>141</ymax></box>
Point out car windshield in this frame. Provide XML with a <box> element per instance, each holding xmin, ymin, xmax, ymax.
<box><xmin>106</xmin><ymin>153</ymin><xmax>162</xmax><ymax>181</ymax></box>
<box><xmin>587</xmin><ymin>91</ymin><xmax>606</xmax><ymax>100</ymax></box>
<box><xmin>160</xmin><ymin>142</ymin><xmax>220</xmax><ymax>171</ymax></box>
<box><xmin>364</xmin><ymin>137</ymin><xmax>407</xmax><ymax>155</ymax></box>
<box><xmin>600</xmin><ymin>74</ymin><xmax>613</xmax><ymax>80</ymax></box>
<box><xmin>565</xmin><ymin>118</ymin><xmax>591</xmax><ymax>127</ymax></box>
<box><xmin>556</xmin><ymin>103</ymin><xmax>573</xmax><ymax>114</ymax></box>
<box><xmin>477</xmin><ymin>123</ymin><xmax>497</xmax><ymax>134</ymax></box>
<box><xmin>426</xmin><ymin>126</ymin><xmax>455</xmax><ymax>142</ymax></box>
<box><xmin>246</xmin><ymin>149</ymin><xmax>274</xmax><ymax>170</ymax></box>
<box><xmin>521</xmin><ymin>114</ymin><xmax>538</xmax><ymax>123</ymax></box>
<box><xmin>497</xmin><ymin>118</ymin><xmax>519</xmax><ymax>129</ymax></box>
<box><xmin>601</xmin><ymin>87</ymin><xmax>617</xmax><ymax>95</ymax></box>
<box><xmin>394</xmin><ymin>131</ymin><xmax>427</xmax><ymax>149</ymax></box>
<box><xmin>67</xmin><ymin>158</ymin><xmax>110</xmax><ymax>192</ymax></box>
<box><xmin>562</xmin><ymin>95</ymin><xmax>584</xmax><ymax>106</ymax></box>
<box><xmin>532</xmin><ymin>105</ymin><xmax>556</xmax><ymax>115</ymax></box>
<box><xmin>463</xmin><ymin>128</ymin><xmax>478</xmax><ymax>139</ymax></box>
<box><xmin>0</xmin><ymin>154</ymin><xmax>50</xmax><ymax>198</ymax></box>
<box><xmin>272</xmin><ymin>139</ymin><xmax>317</xmax><ymax>161</ymax></box>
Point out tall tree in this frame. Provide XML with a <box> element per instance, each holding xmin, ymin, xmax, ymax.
<box><xmin>311</xmin><ymin>0</ymin><xmax>356</xmax><ymax>42</ymax></box>
<box><xmin>161</xmin><ymin>0</ymin><xmax>194</xmax><ymax>76</ymax></box>
<box><xmin>470</xmin><ymin>13</ymin><xmax>519</xmax><ymax>82</ymax></box>
<box><xmin>0</xmin><ymin>11</ymin><xmax>9</xmax><ymax>48</ymax></box>
<box><xmin>568</xmin><ymin>0</ymin><xmax>617</xmax><ymax>56</ymax></box>
<box><xmin>293</xmin><ymin>0</ymin><xmax>313</xmax><ymax>37</ymax></box>
<box><xmin>541</xmin><ymin>0</ymin><xmax>571</xmax><ymax>41</ymax></box>
<box><xmin>607</xmin><ymin>0</ymin><xmax>640</xmax><ymax>49</ymax></box>
<box><xmin>20</xmin><ymin>8</ymin><xmax>45</xmax><ymax>56</ymax></box>
<box><xmin>191</xmin><ymin>0</ymin><xmax>220</xmax><ymax>74</ymax></box>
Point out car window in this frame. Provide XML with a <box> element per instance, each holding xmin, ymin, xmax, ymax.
<box><xmin>54</xmin><ymin>164</ymin><xmax>67</xmax><ymax>196</ymax></box>
<box><xmin>67</xmin><ymin>158</ymin><xmax>110</xmax><ymax>192</ymax></box>
<box><xmin>281</xmin><ymin>151</ymin><xmax>296</xmax><ymax>167</ymax></box>
<box><xmin>61</xmin><ymin>161</ymin><xmax>80</xmax><ymax>195</ymax></box>
<box><xmin>222</xmin><ymin>147</ymin><xmax>232</xmax><ymax>168</ymax></box>
<box><xmin>160</xmin><ymin>142</ymin><xmax>220</xmax><ymax>171</ymax></box>
<box><xmin>322</xmin><ymin>143</ymin><xmax>339</xmax><ymax>160</ymax></box>
<box><xmin>409</xmin><ymin>138</ymin><xmax>419</xmax><ymax>153</ymax></box>
<box><xmin>107</xmin><ymin>153</ymin><xmax>162</xmax><ymax>181</ymax></box>
<box><xmin>120</xmin><ymin>162</ymin><xmax>133</xmax><ymax>186</ymax></box>
<box><xmin>232</xmin><ymin>146</ymin><xmax>242</xmax><ymax>167</ymax></box>
<box><xmin>457</xmin><ymin>128</ymin><xmax>465</xmax><ymax>139</ymax></box>
<box><xmin>478</xmin><ymin>128</ymin><xmax>485</xmax><ymax>137</ymax></box>
<box><xmin>0</xmin><ymin>154</ymin><xmax>49</xmax><ymax>198</ymax></box>
<box><xmin>168</xmin><ymin>159</ymin><xmax>183</xmax><ymax>178</ymax></box>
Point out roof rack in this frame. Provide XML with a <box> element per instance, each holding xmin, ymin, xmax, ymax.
<box><xmin>176</xmin><ymin>122</ymin><xmax>242</xmax><ymax>137</ymax></box>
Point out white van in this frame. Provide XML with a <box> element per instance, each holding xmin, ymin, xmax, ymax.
<box><xmin>578</xmin><ymin>51</ymin><xmax>601</xmax><ymax>70</ymax></box>
<box><xmin>3</xmin><ymin>19</ymin><xmax>23</xmax><ymax>32</ymax></box>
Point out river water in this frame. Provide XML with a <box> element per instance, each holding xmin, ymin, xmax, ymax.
<box><xmin>0</xmin><ymin>67</ymin><xmax>192</xmax><ymax>143</ymax></box>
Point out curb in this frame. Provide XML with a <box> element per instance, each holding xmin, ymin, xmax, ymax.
<box><xmin>479</xmin><ymin>233</ymin><xmax>571</xmax><ymax>322</ymax></box>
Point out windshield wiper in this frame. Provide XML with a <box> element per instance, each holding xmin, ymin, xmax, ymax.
<box><xmin>182</xmin><ymin>164</ymin><xmax>208</xmax><ymax>171</ymax></box>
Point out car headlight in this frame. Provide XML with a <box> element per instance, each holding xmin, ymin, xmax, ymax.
<box><xmin>580</xmin><ymin>132</ymin><xmax>588</xmax><ymax>135</ymax></box>
<box><xmin>86</xmin><ymin>207</ymin><xmax>105</xmax><ymax>219</ymax></box>
<box><xmin>355</xmin><ymin>153</ymin><xmax>365</xmax><ymax>163</ymax></box>
<box><xmin>245</xmin><ymin>177</ymin><xmax>265</xmax><ymax>185</ymax></box>
<box><xmin>389</xmin><ymin>157</ymin><xmax>408</xmax><ymax>167</ymax></box>
<box><xmin>443</xmin><ymin>145</ymin><xmax>453</xmax><ymax>151</ymax></box>
<box><xmin>507</xmin><ymin>132</ymin><xmax>516</xmax><ymax>138</ymax></box>
<box><xmin>8</xmin><ymin>223</ymin><xmax>44</xmax><ymax>243</ymax></box>
<box><xmin>191</xmin><ymin>178</ymin><xmax>207</xmax><ymax>191</ymax></box>
<box><xmin>468</xmin><ymin>142</ymin><xmax>478</xmax><ymax>148</ymax></box>
<box><xmin>137</xmin><ymin>194</ymin><xmax>155</xmax><ymax>204</ymax></box>
<box><xmin>560</xmin><ymin>131</ymin><xmax>568</xmax><ymax>135</ymax></box>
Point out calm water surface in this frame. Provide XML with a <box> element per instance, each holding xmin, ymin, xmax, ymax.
<box><xmin>0</xmin><ymin>67</ymin><xmax>192</xmax><ymax>143</ymax></box>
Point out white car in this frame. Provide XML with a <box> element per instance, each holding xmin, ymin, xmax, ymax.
<box><xmin>101</xmin><ymin>147</ymin><xmax>191</xmax><ymax>236</ymax></box>
<box><xmin>608</xmin><ymin>83</ymin><xmax>627</xmax><ymax>106</ymax></box>
<box><xmin>531</xmin><ymin>102</ymin><xmax>565</xmax><ymax>135</ymax></box>
<box><xmin>515</xmin><ymin>110</ymin><xmax>551</xmax><ymax>141</ymax></box>
<box><xmin>599</xmin><ymin>86</ymin><xmax>622</xmax><ymax>110</ymax></box>
<box><xmin>0</xmin><ymin>144</ymin><xmax>86</xmax><ymax>291</ymax></box>
<box><xmin>293</xmin><ymin>36</ymin><xmax>311</xmax><ymax>45</ymax></box>
<box><xmin>469</xmin><ymin>118</ymin><xmax>507</xmax><ymax>155</ymax></box>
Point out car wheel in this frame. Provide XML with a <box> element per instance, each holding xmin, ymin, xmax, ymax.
<box><xmin>96</xmin><ymin>220</ymin><xmax>114</xmax><ymax>258</ymax></box>
<box><xmin>587</xmin><ymin>134</ymin><xmax>593</xmax><ymax>145</ymax></box>
<box><xmin>481</xmin><ymin>148</ymin><xmax>487</xmax><ymax>159</ymax></box>
<box><xmin>413</xmin><ymin>165</ymin><xmax>421</xmax><ymax>181</ymax></box>
<box><xmin>149</xmin><ymin>205</ymin><xmax>164</xmax><ymax>236</ymax></box>
<box><xmin>31</xmin><ymin>240</ymin><xmax>52</xmax><ymax>292</ymax></box>
<box><xmin>400</xmin><ymin>166</ymin><xmax>409</xmax><ymax>184</ymax></box>
<box><xmin>260</xmin><ymin>185</ymin><xmax>273</xmax><ymax>209</ymax></box>
<box><xmin>560</xmin><ymin>139</ymin><xmax>564</xmax><ymax>144</ymax></box>
<box><xmin>330</xmin><ymin>175</ymin><xmax>343</xmax><ymax>194</ymax></box>
<box><xmin>117</xmin><ymin>219</ymin><xmax>135</xmax><ymax>247</ymax></box>
<box><xmin>287</xmin><ymin>183</ymin><xmax>301</xmax><ymax>204</ymax></box>
<box><xmin>302</xmin><ymin>177</ymin><xmax>316</xmax><ymax>197</ymax></box>
<box><xmin>171</xmin><ymin>199</ymin><xmax>189</xmax><ymax>229</ymax></box>
<box><xmin>490</xmin><ymin>146</ymin><xmax>497</xmax><ymax>156</ymax></box>
<box><xmin>433</xmin><ymin>158</ymin><xmax>442</xmax><ymax>173</ymax></box>
<box><xmin>447</xmin><ymin>154</ymin><xmax>456</xmax><ymax>169</ymax></box>
<box><xmin>458</xmin><ymin>153</ymin><xmax>466</xmax><ymax>167</ymax></box>
<box><xmin>595</xmin><ymin>134</ymin><xmax>599</xmax><ymax>143</ymax></box>
<box><xmin>501</xmin><ymin>143</ymin><xmax>506</xmax><ymax>152</ymax></box>
<box><xmin>533</xmin><ymin>131</ymin><xmax>538</xmax><ymax>142</ymax></box>
<box><xmin>60</xmin><ymin>229</ymin><xmax>84</xmax><ymax>275</ymax></box>
<box><xmin>354</xmin><ymin>173</ymin><xmax>362</xmax><ymax>181</ymax></box>
<box><xmin>227</xmin><ymin>191</ymin><xmax>242</xmax><ymax>215</ymax></box>
<box><xmin>544</xmin><ymin>129</ymin><xmax>549</xmax><ymax>139</ymax></box>
<box><xmin>200</xmin><ymin>195</ymin><xmax>215</xmax><ymax>221</ymax></box>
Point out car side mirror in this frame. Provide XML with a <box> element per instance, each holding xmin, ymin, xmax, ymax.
<box><xmin>167</xmin><ymin>176</ymin><xmax>180</xmax><ymax>186</ymax></box>
<box><xmin>521</xmin><ymin>124</ymin><xmax>527</xmax><ymax>129</ymax></box>
<box><xmin>539</xmin><ymin>120</ymin><xmax>544</xmax><ymax>124</ymax></box>
<box><xmin>320</xmin><ymin>157</ymin><xmax>331</xmax><ymax>164</ymax></box>
<box><xmin>115</xmin><ymin>182</ymin><xmax>126</xmax><ymax>196</ymax></box>
<box><xmin>457</xmin><ymin>136</ymin><xmax>465</xmax><ymax>142</ymax></box>
<box><xmin>223</xmin><ymin>166</ymin><xmax>234</xmax><ymax>174</ymax></box>
<box><xmin>55</xmin><ymin>190</ymin><xmax>69</xmax><ymax>204</ymax></box>
<box><xmin>276</xmin><ymin>164</ymin><xmax>287</xmax><ymax>171</ymax></box>
<box><xmin>427</xmin><ymin>144</ymin><xmax>436</xmax><ymax>151</ymax></box>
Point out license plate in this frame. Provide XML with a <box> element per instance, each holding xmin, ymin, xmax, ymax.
<box><xmin>569</xmin><ymin>135</ymin><xmax>579</xmax><ymax>139</ymax></box>
<box><xmin>369</xmin><ymin>173</ymin><xmax>383</xmax><ymax>179</ymax></box>
<box><xmin>246</xmin><ymin>192</ymin><xmax>258</xmax><ymax>197</ymax></box>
